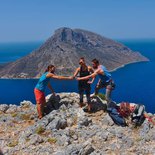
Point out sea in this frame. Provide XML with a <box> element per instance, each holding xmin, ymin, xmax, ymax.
<box><xmin>0</xmin><ymin>39</ymin><xmax>155</xmax><ymax>113</ymax></box>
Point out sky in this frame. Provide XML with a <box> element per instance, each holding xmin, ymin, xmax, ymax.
<box><xmin>0</xmin><ymin>0</ymin><xmax>155</xmax><ymax>42</ymax></box>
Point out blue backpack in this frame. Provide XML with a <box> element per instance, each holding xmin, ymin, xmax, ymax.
<box><xmin>107</xmin><ymin>107</ymin><xmax>127</xmax><ymax>127</ymax></box>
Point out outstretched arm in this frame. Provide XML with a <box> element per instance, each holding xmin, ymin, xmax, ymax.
<box><xmin>77</xmin><ymin>72</ymin><xmax>98</xmax><ymax>80</ymax></box>
<box><xmin>77</xmin><ymin>68</ymin><xmax>102</xmax><ymax>81</ymax></box>
<box><xmin>47</xmin><ymin>73</ymin><xmax>73</xmax><ymax>80</ymax></box>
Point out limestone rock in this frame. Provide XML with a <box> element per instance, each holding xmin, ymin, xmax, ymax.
<box><xmin>0</xmin><ymin>93</ymin><xmax>155</xmax><ymax>155</ymax></box>
<box><xmin>0</xmin><ymin>104</ymin><xmax>9</xmax><ymax>112</ymax></box>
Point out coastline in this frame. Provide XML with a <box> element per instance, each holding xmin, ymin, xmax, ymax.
<box><xmin>110</xmin><ymin>59</ymin><xmax>149</xmax><ymax>72</ymax></box>
<box><xmin>0</xmin><ymin>59</ymin><xmax>149</xmax><ymax>80</ymax></box>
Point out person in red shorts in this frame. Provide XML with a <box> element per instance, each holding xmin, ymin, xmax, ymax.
<box><xmin>34</xmin><ymin>65</ymin><xmax>73</xmax><ymax>119</ymax></box>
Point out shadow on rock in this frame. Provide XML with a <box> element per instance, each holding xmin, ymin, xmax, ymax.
<box><xmin>0</xmin><ymin>149</ymin><xmax>4</xmax><ymax>155</ymax></box>
<box><xmin>90</xmin><ymin>96</ymin><xmax>108</xmax><ymax>113</ymax></box>
<box><xmin>44</xmin><ymin>95</ymin><xmax>61</xmax><ymax>115</ymax></box>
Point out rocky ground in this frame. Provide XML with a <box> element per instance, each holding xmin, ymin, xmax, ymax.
<box><xmin>0</xmin><ymin>93</ymin><xmax>155</xmax><ymax>155</ymax></box>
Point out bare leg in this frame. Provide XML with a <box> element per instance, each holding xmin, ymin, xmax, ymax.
<box><xmin>37</xmin><ymin>104</ymin><xmax>43</xmax><ymax>119</ymax></box>
<box><xmin>105</xmin><ymin>85</ymin><xmax>112</xmax><ymax>104</ymax></box>
<box><xmin>37</xmin><ymin>102</ymin><xmax>45</xmax><ymax>119</ymax></box>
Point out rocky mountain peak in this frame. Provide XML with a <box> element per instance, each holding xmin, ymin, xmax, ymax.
<box><xmin>52</xmin><ymin>27</ymin><xmax>87</xmax><ymax>45</ymax></box>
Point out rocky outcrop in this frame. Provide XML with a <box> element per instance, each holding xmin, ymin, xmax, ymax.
<box><xmin>0</xmin><ymin>93</ymin><xmax>155</xmax><ymax>155</ymax></box>
<box><xmin>0</xmin><ymin>27</ymin><xmax>148</xmax><ymax>78</ymax></box>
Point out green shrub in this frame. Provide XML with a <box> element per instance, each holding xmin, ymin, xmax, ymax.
<box><xmin>35</xmin><ymin>126</ymin><xmax>45</xmax><ymax>134</ymax></box>
<box><xmin>98</xmin><ymin>93</ymin><xmax>106</xmax><ymax>100</ymax></box>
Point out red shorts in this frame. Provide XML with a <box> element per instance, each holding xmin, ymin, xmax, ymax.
<box><xmin>34</xmin><ymin>88</ymin><xmax>45</xmax><ymax>104</ymax></box>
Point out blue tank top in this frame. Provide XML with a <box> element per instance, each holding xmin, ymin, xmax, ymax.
<box><xmin>98</xmin><ymin>65</ymin><xmax>111</xmax><ymax>83</ymax></box>
<box><xmin>35</xmin><ymin>72</ymin><xmax>50</xmax><ymax>92</ymax></box>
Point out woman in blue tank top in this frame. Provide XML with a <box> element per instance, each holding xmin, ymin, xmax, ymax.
<box><xmin>34</xmin><ymin>65</ymin><xmax>73</xmax><ymax>119</ymax></box>
<box><xmin>77</xmin><ymin>59</ymin><xmax>115</xmax><ymax>105</ymax></box>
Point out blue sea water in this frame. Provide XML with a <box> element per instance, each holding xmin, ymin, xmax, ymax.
<box><xmin>0</xmin><ymin>39</ymin><xmax>155</xmax><ymax>113</ymax></box>
<box><xmin>0</xmin><ymin>42</ymin><xmax>42</xmax><ymax>64</ymax></box>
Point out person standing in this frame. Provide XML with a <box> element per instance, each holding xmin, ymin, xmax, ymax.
<box><xmin>73</xmin><ymin>57</ymin><xmax>94</xmax><ymax>112</ymax></box>
<box><xmin>34</xmin><ymin>65</ymin><xmax>73</xmax><ymax>119</ymax></box>
<box><xmin>77</xmin><ymin>58</ymin><xmax>115</xmax><ymax>105</ymax></box>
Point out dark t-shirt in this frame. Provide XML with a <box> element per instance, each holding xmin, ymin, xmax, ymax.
<box><xmin>78</xmin><ymin>66</ymin><xmax>90</xmax><ymax>90</ymax></box>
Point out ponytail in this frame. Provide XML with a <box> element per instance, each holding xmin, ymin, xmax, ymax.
<box><xmin>45</xmin><ymin>65</ymin><xmax>55</xmax><ymax>73</ymax></box>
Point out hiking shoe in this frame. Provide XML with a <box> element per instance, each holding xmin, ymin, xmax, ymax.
<box><xmin>83</xmin><ymin>108</ymin><xmax>88</xmax><ymax>112</ymax></box>
<box><xmin>38</xmin><ymin>116</ymin><xmax>43</xmax><ymax>119</ymax></box>
<box><xmin>83</xmin><ymin>107</ymin><xmax>93</xmax><ymax>113</ymax></box>
<box><xmin>90</xmin><ymin>93</ymin><xmax>95</xmax><ymax>98</ymax></box>
<box><xmin>79</xmin><ymin>103</ymin><xmax>86</xmax><ymax>108</ymax></box>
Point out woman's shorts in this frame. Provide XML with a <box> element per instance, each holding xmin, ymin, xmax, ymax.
<box><xmin>34</xmin><ymin>88</ymin><xmax>45</xmax><ymax>104</ymax></box>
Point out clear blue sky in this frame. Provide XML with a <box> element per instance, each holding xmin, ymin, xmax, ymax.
<box><xmin>0</xmin><ymin>0</ymin><xmax>155</xmax><ymax>42</ymax></box>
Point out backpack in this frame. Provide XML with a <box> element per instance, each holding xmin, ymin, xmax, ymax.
<box><xmin>131</xmin><ymin>104</ymin><xmax>145</xmax><ymax>127</ymax></box>
<box><xmin>107</xmin><ymin>107</ymin><xmax>127</xmax><ymax>127</ymax></box>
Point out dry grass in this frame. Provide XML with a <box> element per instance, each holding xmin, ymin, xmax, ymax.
<box><xmin>7</xmin><ymin>140</ymin><xmax>18</xmax><ymax>147</ymax></box>
<box><xmin>35</xmin><ymin>126</ymin><xmax>45</xmax><ymax>135</ymax></box>
<box><xmin>69</xmin><ymin>130</ymin><xmax>75</xmax><ymax>137</ymax></box>
<box><xmin>47</xmin><ymin>138</ymin><xmax>57</xmax><ymax>144</ymax></box>
<box><xmin>0</xmin><ymin>111</ymin><xmax>4</xmax><ymax>115</ymax></box>
<box><xmin>72</xmin><ymin>115</ymin><xmax>78</xmax><ymax>125</ymax></box>
<box><xmin>22</xmin><ymin>104</ymin><xmax>31</xmax><ymax>109</ymax></box>
<box><xmin>11</xmin><ymin>112</ymin><xmax>18</xmax><ymax>117</ymax></box>
<box><xmin>20</xmin><ymin>114</ymin><xmax>31</xmax><ymax>120</ymax></box>
<box><xmin>25</xmin><ymin>138</ymin><xmax>30</xmax><ymax>142</ymax></box>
